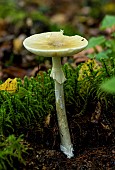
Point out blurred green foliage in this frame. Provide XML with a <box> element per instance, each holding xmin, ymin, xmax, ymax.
<box><xmin>0</xmin><ymin>0</ymin><xmax>78</xmax><ymax>35</ymax></box>
<box><xmin>0</xmin><ymin>0</ymin><xmax>26</xmax><ymax>22</ymax></box>
<box><xmin>100</xmin><ymin>15</ymin><xmax>115</xmax><ymax>30</ymax></box>
<box><xmin>87</xmin><ymin>15</ymin><xmax>115</xmax><ymax>61</ymax></box>
<box><xmin>101</xmin><ymin>77</ymin><xmax>115</xmax><ymax>94</ymax></box>
<box><xmin>86</xmin><ymin>36</ymin><xmax>106</xmax><ymax>49</ymax></box>
<box><xmin>86</xmin><ymin>14</ymin><xmax>115</xmax><ymax>95</ymax></box>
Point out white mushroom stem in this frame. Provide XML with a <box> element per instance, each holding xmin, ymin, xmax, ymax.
<box><xmin>50</xmin><ymin>57</ymin><xmax>74</xmax><ymax>158</ymax></box>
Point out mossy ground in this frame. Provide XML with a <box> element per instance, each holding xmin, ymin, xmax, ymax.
<box><xmin>0</xmin><ymin>61</ymin><xmax>115</xmax><ymax>169</ymax></box>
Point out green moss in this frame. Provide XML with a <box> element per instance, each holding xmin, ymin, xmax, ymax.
<box><xmin>0</xmin><ymin>134</ymin><xmax>27</xmax><ymax>170</ymax></box>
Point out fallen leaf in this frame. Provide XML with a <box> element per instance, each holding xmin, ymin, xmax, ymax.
<box><xmin>101</xmin><ymin>123</ymin><xmax>110</xmax><ymax>130</ymax></box>
<box><xmin>50</xmin><ymin>13</ymin><xmax>67</xmax><ymax>25</ymax></box>
<box><xmin>91</xmin><ymin>101</ymin><xmax>101</xmax><ymax>123</ymax></box>
<box><xmin>0</xmin><ymin>19</ymin><xmax>7</xmax><ymax>36</ymax></box>
<box><xmin>13</xmin><ymin>34</ymin><xmax>26</xmax><ymax>53</ymax></box>
<box><xmin>44</xmin><ymin>114</ymin><xmax>51</xmax><ymax>127</ymax></box>
<box><xmin>3</xmin><ymin>66</ymin><xmax>27</xmax><ymax>78</ymax></box>
<box><xmin>0</xmin><ymin>78</ymin><xmax>17</xmax><ymax>93</ymax></box>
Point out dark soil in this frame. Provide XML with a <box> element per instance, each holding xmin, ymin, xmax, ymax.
<box><xmin>23</xmin><ymin>146</ymin><xmax>115</xmax><ymax>170</ymax></box>
<box><xmin>18</xmin><ymin>108</ymin><xmax>115</xmax><ymax>170</ymax></box>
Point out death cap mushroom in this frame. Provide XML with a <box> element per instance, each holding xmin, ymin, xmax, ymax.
<box><xmin>23</xmin><ymin>30</ymin><xmax>88</xmax><ymax>57</ymax></box>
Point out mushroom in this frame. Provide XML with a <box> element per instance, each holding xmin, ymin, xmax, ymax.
<box><xmin>23</xmin><ymin>30</ymin><xmax>88</xmax><ymax>158</ymax></box>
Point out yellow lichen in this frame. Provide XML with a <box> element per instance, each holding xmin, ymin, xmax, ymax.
<box><xmin>78</xmin><ymin>59</ymin><xmax>101</xmax><ymax>94</ymax></box>
<box><xmin>78</xmin><ymin>59</ymin><xmax>101</xmax><ymax>81</ymax></box>
<box><xmin>0</xmin><ymin>78</ymin><xmax>17</xmax><ymax>93</ymax></box>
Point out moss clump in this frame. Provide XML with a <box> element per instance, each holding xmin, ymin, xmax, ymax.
<box><xmin>77</xmin><ymin>59</ymin><xmax>101</xmax><ymax>94</ymax></box>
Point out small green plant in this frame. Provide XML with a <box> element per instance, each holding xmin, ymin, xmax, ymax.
<box><xmin>0</xmin><ymin>134</ymin><xmax>27</xmax><ymax>170</ymax></box>
<box><xmin>100</xmin><ymin>15</ymin><xmax>115</xmax><ymax>30</ymax></box>
<box><xmin>86</xmin><ymin>15</ymin><xmax>115</xmax><ymax>61</ymax></box>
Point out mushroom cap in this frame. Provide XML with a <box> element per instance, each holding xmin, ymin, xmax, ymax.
<box><xmin>23</xmin><ymin>31</ymin><xmax>88</xmax><ymax>57</ymax></box>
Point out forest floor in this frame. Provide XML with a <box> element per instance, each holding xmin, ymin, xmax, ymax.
<box><xmin>20</xmin><ymin>112</ymin><xmax>115</xmax><ymax>170</ymax></box>
<box><xmin>0</xmin><ymin>1</ymin><xmax>115</xmax><ymax>169</ymax></box>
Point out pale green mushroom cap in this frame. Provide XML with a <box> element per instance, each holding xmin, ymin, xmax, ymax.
<box><xmin>23</xmin><ymin>31</ymin><xmax>88</xmax><ymax>57</ymax></box>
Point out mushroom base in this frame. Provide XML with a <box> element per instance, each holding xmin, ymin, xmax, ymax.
<box><xmin>60</xmin><ymin>144</ymin><xmax>74</xmax><ymax>158</ymax></box>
